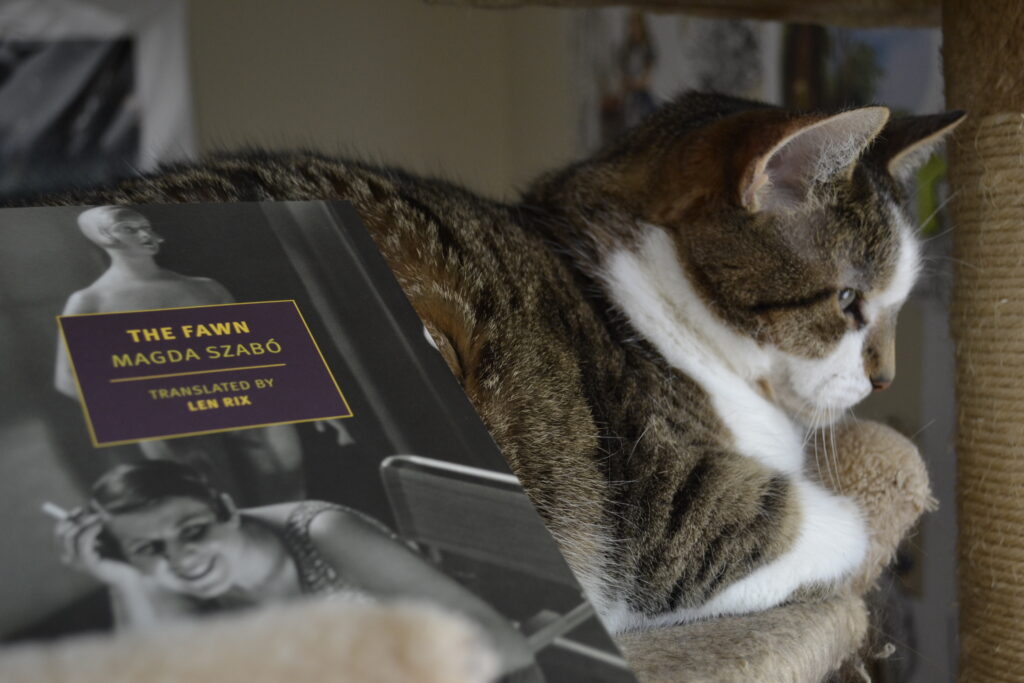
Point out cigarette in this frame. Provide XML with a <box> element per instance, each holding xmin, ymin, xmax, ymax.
<box><xmin>41</xmin><ymin>502</ymin><xmax>70</xmax><ymax>520</ymax></box>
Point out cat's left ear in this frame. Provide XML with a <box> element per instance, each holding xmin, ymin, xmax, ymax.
<box><xmin>742</xmin><ymin>107</ymin><xmax>890</xmax><ymax>212</ymax></box>
<box><xmin>866</xmin><ymin>110</ymin><xmax>968</xmax><ymax>182</ymax></box>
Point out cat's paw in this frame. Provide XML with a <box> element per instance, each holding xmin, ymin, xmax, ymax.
<box><xmin>790</xmin><ymin>480</ymin><xmax>869</xmax><ymax>586</ymax></box>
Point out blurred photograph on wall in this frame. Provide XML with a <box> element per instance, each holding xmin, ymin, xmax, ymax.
<box><xmin>0</xmin><ymin>0</ymin><xmax>194</xmax><ymax>198</ymax></box>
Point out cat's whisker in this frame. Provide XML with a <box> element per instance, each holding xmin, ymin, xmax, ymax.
<box><xmin>801</xmin><ymin>408</ymin><xmax>819</xmax><ymax>451</ymax></box>
<box><xmin>920</xmin><ymin>223</ymin><xmax>956</xmax><ymax>244</ymax></box>
<box><xmin>817</xmin><ymin>407</ymin><xmax>833</xmax><ymax>489</ymax></box>
<box><xmin>801</xmin><ymin>426</ymin><xmax>817</xmax><ymax>455</ymax></box>
<box><xmin>809</xmin><ymin>407</ymin><xmax>832</xmax><ymax>486</ymax></box>
<box><xmin>820</xmin><ymin>405</ymin><xmax>841</xmax><ymax>494</ymax></box>
<box><xmin>929</xmin><ymin>254</ymin><xmax>984</xmax><ymax>271</ymax></box>
<box><xmin>828</xmin><ymin>406</ymin><xmax>844</xmax><ymax>495</ymax></box>
<box><xmin>908</xmin><ymin>419</ymin><xmax>936</xmax><ymax>440</ymax></box>
<box><xmin>916</xmin><ymin>189</ymin><xmax>960</xmax><ymax>236</ymax></box>
<box><xmin>626</xmin><ymin>426</ymin><xmax>651</xmax><ymax>464</ymax></box>
<box><xmin>815</xmin><ymin>411</ymin><xmax>823</xmax><ymax>481</ymax></box>
<box><xmin>822</xmin><ymin>410</ymin><xmax>837</xmax><ymax>489</ymax></box>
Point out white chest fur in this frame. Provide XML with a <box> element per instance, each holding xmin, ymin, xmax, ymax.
<box><xmin>601</xmin><ymin>225</ymin><xmax>805</xmax><ymax>474</ymax></box>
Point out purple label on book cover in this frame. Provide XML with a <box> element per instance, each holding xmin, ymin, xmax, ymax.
<box><xmin>58</xmin><ymin>300</ymin><xmax>352</xmax><ymax>446</ymax></box>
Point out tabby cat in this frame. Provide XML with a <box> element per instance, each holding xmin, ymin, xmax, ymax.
<box><xmin>33</xmin><ymin>93</ymin><xmax>964</xmax><ymax>634</ymax></box>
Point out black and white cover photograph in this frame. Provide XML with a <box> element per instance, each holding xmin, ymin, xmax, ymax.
<box><xmin>0</xmin><ymin>201</ymin><xmax>636</xmax><ymax>682</ymax></box>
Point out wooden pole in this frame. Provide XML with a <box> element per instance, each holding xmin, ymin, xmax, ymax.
<box><xmin>942</xmin><ymin>1</ymin><xmax>1024</xmax><ymax>680</ymax></box>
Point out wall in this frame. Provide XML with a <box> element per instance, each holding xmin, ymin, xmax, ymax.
<box><xmin>187</xmin><ymin>0</ymin><xmax>575</xmax><ymax>200</ymax></box>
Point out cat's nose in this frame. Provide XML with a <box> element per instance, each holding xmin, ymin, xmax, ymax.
<box><xmin>870</xmin><ymin>376</ymin><xmax>892</xmax><ymax>392</ymax></box>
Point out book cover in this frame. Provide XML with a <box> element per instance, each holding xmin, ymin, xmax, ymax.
<box><xmin>0</xmin><ymin>201</ymin><xmax>636</xmax><ymax>681</ymax></box>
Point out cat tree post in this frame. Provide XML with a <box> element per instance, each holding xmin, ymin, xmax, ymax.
<box><xmin>942</xmin><ymin>1</ymin><xmax>1024</xmax><ymax>680</ymax></box>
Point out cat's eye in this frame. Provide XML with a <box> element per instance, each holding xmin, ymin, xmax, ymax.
<box><xmin>837</xmin><ymin>288</ymin><xmax>858</xmax><ymax>310</ymax></box>
<box><xmin>837</xmin><ymin>288</ymin><xmax>867</xmax><ymax>329</ymax></box>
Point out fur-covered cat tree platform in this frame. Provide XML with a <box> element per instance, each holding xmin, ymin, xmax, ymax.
<box><xmin>0</xmin><ymin>419</ymin><xmax>929</xmax><ymax>682</ymax></box>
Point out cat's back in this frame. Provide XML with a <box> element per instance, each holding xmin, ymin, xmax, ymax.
<box><xmin>33</xmin><ymin>151</ymin><xmax>566</xmax><ymax>318</ymax></box>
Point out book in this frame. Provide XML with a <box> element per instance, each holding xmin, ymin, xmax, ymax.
<box><xmin>0</xmin><ymin>200</ymin><xmax>636</xmax><ymax>681</ymax></box>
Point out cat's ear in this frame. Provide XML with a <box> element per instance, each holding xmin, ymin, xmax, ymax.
<box><xmin>866</xmin><ymin>110</ymin><xmax>967</xmax><ymax>182</ymax></box>
<box><xmin>741</xmin><ymin>107</ymin><xmax>890</xmax><ymax>213</ymax></box>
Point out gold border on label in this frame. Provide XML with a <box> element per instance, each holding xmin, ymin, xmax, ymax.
<box><xmin>57</xmin><ymin>300</ymin><xmax>354</xmax><ymax>447</ymax></box>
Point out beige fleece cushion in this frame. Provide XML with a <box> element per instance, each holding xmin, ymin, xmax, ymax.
<box><xmin>0</xmin><ymin>599</ymin><xmax>499</xmax><ymax>683</ymax></box>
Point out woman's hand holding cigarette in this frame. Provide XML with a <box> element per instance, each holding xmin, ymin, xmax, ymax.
<box><xmin>49</xmin><ymin>505</ymin><xmax>141</xmax><ymax>587</ymax></box>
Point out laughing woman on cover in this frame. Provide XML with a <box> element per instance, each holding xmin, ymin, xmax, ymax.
<box><xmin>54</xmin><ymin>460</ymin><xmax>539</xmax><ymax>680</ymax></box>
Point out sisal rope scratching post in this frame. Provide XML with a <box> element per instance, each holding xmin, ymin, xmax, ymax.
<box><xmin>943</xmin><ymin>1</ymin><xmax>1024</xmax><ymax>680</ymax></box>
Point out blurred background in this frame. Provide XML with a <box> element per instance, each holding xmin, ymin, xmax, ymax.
<box><xmin>0</xmin><ymin>1</ymin><xmax>955</xmax><ymax>681</ymax></box>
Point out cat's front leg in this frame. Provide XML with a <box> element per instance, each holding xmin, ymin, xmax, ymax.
<box><xmin>669</xmin><ymin>476</ymin><xmax>868</xmax><ymax>622</ymax></box>
<box><xmin>594</xmin><ymin>407</ymin><xmax>870</xmax><ymax>634</ymax></box>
